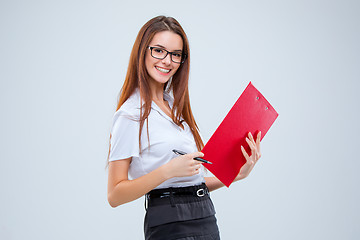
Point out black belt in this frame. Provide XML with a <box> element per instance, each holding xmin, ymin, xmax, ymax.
<box><xmin>147</xmin><ymin>183</ymin><xmax>209</xmax><ymax>199</ymax></box>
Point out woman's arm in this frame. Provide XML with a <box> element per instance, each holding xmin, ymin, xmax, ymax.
<box><xmin>107</xmin><ymin>152</ymin><xmax>204</xmax><ymax>208</ymax></box>
<box><xmin>107</xmin><ymin>158</ymin><xmax>167</xmax><ymax>207</ymax></box>
<box><xmin>204</xmin><ymin>176</ymin><xmax>225</xmax><ymax>192</ymax></box>
<box><xmin>204</xmin><ymin>173</ymin><xmax>248</xmax><ymax>192</ymax></box>
<box><xmin>204</xmin><ymin>131</ymin><xmax>262</xmax><ymax>192</ymax></box>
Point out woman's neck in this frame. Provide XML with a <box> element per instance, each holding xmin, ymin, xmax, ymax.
<box><xmin>149</xmin><ymin>80</ymin><xmax>165</xmax><ymax>102</ymax></box>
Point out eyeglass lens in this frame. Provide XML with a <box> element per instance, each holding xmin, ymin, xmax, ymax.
<box><xmin>150</xmin><ymin>47</ymin><xmax>184</xmax><ymax>63</ymax></box>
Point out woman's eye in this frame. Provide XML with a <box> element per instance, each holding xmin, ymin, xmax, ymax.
<box><xmin>173</xmin><ymin>53</ymin><xmax>182</xmax><ymax>58</ymax></box>
<box><xmin>154</xmin><ymin>48</ymin><xmax>163</xmax><ymax>53</ymax></box>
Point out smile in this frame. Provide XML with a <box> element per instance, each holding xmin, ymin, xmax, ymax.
<box><xmin>155</xmin><ymin>66</ymin><xmax>171</xmax><ymax>73</ymax></box>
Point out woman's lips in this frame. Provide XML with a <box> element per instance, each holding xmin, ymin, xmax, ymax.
<box><xmin>155</xmin><ymin>66</ymin><xmax>171</xmax><ymax>75</ymax></box>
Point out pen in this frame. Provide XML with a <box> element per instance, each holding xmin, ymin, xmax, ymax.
<box><xmin>172</xmin><ymin>149</ymin><xmax>213</xmax><ymax>164</ymax></box>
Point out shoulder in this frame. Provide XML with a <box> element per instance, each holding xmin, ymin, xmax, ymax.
<box><xmin>113</xmin><ymin>89</ymin><xmax>141</xmax><ymax>120</ymax></box>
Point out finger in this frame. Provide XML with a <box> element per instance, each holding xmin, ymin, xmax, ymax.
<box><xmin>245</xmin><ymin>138</ymin><xmax>257</xmax><ymax>162</ymax></box>
<box><xmin>191</xmin><ymin>160</ymin><xmax>202</xmax><ymax>166</ymax></box>
<box><xmin>194</xmin><ymin>164</ymin><xmax>201</xmax><ymax>173</ymax></box>
<box><xmin>190</xmin><ymin>151</ymin><xmax>204</xmax><ymax>159</ymax></box>
<box><xmin>247</xmin><ymin>134</ymin><xmax>256</xmax><ymax>149</ymax></box>
<box><xmin>253</xmin><ymin>150</ymin><xmax>260</xmax><ymax>162</ymax></box>
<box><xmin>246</xmin><ymin>137</ymin><xmax>256</xmax><ymax>150</ymax></box>
<box><xmin>192</xmin><ymin>159</ymin><xmax>202</xmax><ymax>165</ymax></box>
<box><xmin>250</xmin><ymin>143</ymin><xmax>256</xmax><ymax>159</ymax></box>
<box><xmin>241</xmin><ymin>145</ymin><xmax>249</xmax><ymax>160</ymax></box>
<box><xmin>195</xmin><ymin>162</ymin><xmax>202</xmax><ymax>167</ymax></box>
<box><xmin>257</xmin><ymin>131</ymin><xmax>261</xmax><ymax>141</ymax></box>
<box><xmin>248</xmin><ymin>132</ymin><xmax>256</xmax><ymax>145</ymax></box>
<box><xmin>256</xmin><ymin>131</ymin><xmax>261</xmax><ymax>151</ymax></box>
<box><xmin>246</xmin><ymin>137</ymin><xmax>259</xmax><ymax>159</ymax></box>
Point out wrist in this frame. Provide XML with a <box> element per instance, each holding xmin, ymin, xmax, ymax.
<box><xmin>235</xmin><ymin>174</ymin><xmax>246</xmax><ymax>182</ymax></box>
<box><xmin>159</xmin><ymin>162</ymin><xmax>173</xmax><ymax>180</ymax></box>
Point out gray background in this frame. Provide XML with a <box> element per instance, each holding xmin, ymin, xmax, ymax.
<box><xmin>1</xmin><ymin>0</ymin><xmax>359</xmax><ymax>239</ymax></box>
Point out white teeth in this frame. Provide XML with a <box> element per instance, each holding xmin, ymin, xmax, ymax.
<box><xmin>155</xmin><ymin>66</ymin><xmax>170</xmax><ymax>73</ymax></box>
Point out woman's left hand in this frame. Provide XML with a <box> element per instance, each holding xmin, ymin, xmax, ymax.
<box><xmin>235</xmin><ymin>131</ymin><xmax>262</xmax><ymax>181</ymax></box>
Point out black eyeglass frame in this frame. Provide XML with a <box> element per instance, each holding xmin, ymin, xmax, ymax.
<box><xmin>148</xmin><ymin>46</ymin><xmax>187</xmax><ymax>64</ymax></box>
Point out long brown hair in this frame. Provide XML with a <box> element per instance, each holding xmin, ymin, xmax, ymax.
<box><xmin>107</xmin><ymin>16</ymin><xmax>204</xmax><ymax>166</ymax></box>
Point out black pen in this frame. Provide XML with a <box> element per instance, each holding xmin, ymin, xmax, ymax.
<box><xmin>172</xmin><ymin>149</ymin><xmax>213</xmax><ymax>164</ymax></box>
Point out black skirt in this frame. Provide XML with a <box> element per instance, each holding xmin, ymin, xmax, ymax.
<box><xmin>144</xmin><ymin>184</ymin><xmax>220</xmax><ymax>240</ymax></box>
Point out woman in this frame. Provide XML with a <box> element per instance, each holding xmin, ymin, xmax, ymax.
<box><xmin>107</xmin><ymin>16</ymin><xmax>261</xmax><ymax>240</ymax></box>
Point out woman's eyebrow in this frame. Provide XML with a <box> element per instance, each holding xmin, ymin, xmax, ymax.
<box><xmin>154</xmin><ymin>44</ymin><xmax>182</xmax><ymax>52</ymax></box>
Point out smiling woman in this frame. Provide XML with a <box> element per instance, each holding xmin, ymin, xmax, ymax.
<box><xmin>106</xmin><ymin>15</ymin><xmax>261</xmax><ymax>240</ymax></box>
<box><xmin>145</xmin><ymin>31</ymin><xmax>183</xmax><ymax>86</ymax></box>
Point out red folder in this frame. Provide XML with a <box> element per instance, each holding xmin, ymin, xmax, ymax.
<box><xmin>202</xmin><ymin>82</ymin><xmax>278</xmax><ymax>187</ymax></box>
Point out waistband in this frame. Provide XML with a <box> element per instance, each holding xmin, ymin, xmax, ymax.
<box><xmin>147</xmin><ymin>183</ymin><xmax>209</xmax><ymax>199</ymax></box>
<box><xmin>145</xmin><ymin>183</ymin><xmax>209</xmax><ymax>210</ymax></box>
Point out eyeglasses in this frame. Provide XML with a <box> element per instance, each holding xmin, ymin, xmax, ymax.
<box><xmin>148</xmin><ymin>46</ymin><xmax>186</xmax><ymax>64</ymax></box>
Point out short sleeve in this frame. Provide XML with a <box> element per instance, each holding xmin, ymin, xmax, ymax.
<box><xmin>108</xmin><ymin>109</ymin><xmax>140</xmax><ymax>161</ymax></box>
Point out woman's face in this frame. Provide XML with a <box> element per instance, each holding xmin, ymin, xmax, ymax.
<box><xmin>145</xmin><ymin>31</ymin><xmax>183</xmax><ymax>86</ymax></box>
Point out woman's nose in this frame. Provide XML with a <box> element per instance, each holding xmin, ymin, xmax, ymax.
<box><xmin>162</xmin><ymin>54</ymin><xmax>172</xmax><ymax>65</ymax></box>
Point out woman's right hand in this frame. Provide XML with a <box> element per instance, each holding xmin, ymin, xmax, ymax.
<box><xmin>164</xmin><ymin>152</ymin><xmax>204</xmax><ymax>178</ymax></box>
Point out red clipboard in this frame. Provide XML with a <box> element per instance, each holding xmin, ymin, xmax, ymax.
<box><xmin>202</xmin><ymin>82</ymin><xmax>278</xmax><ymax>187</ymax></box>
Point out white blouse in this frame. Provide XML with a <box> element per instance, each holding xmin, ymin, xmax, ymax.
<box><xmin>108</xmin><ymin>88</ymin><xmax>205</xmax><ymax>189</ymax></box>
